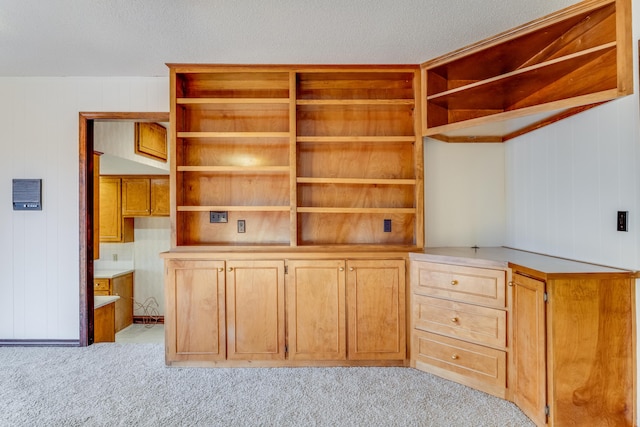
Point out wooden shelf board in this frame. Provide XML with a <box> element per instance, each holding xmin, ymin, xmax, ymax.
<box><xmin>297</xmin><ymin>207</ymin><xmax>416</xmax><ymax>214</ymax></box>
<box><xmin>177</xmin><ymin>206</ymin><xmax>290</xmax><ymax>212</ymax></box>
<box><xmin>427</xmin><ymin>43</ymin><xmax>616</xmax><ymax>102</ymax></box>
<box><xmin>297</xmin><ymin>136</ymin><xmax>415</xmax><ymax>143</ymax></box>
<box><xmin>424</xmin><ymin>92</ymin><xmax>616</xmax><ymax>142</ymax></box>
<box><xmin>296</xmin><ymin>99</ymin><xmax>414</xmax><ymax>106</ymax></box>
<box><xmin>177</xmin><ymin>97</ymin><xmax>290</xmax><ymax>104</ymax></box>
<box><xmin>177</xmin><ymin>132</ymin><xmax>290</xmax><ymax>138</ymax></box>
<box><xmin>177</xmin><ymin>166</ymin><xmax>289</xmax><ymax>173</ymax></box>
<box><xmin>297</xmin><ymin>177</ymin><xmax>416</xmax><ymax>185</ymax></box>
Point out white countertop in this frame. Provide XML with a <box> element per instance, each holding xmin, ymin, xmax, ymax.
<box><xmin>94</xmin><ymin>269</ymin><xmax>134</xmax><ymax>279</ymax></box>
<box><xmin>94</xmin><ymin>295</ymin><xmax>120</xmax><ymax>309</ymax></box>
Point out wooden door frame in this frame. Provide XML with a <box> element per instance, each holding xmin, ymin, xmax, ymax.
<box><xmin>79</xmin><ymin>112</ymin><xmax>169</xmax><ymax>346</ymax></box>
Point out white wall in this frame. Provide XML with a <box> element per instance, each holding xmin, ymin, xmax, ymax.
<box><xmin>0</xmin><ymin>77</ymin><xmax>168</xmax><ymax>340</ymax></box>
<box><xmin>505</xmin><ymin>8</ymin><xmax>640</xmax><ymax>272</ymax></box>
<box><xmin>424</xmin><ymin>140</ymin><xmax>505</xmax><ymax>247</ymax></box>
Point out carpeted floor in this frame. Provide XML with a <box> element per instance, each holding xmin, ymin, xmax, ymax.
<box><xmin>0</xmin><ymin>343</ymin><xmax>533</xmax><ymax>426</ymax></box>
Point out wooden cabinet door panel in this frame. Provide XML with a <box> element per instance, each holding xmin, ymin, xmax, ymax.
<box><xmin>122</xmin><ymin>178</ymin><xmax>150</xmax><ymax>216</ymax></box>
<box><xmin>286</xmin><ymin>260</ymin><xmax>346</xmax><ymax>360</ymax></box>
<box><xmin>347</xmin><ymin>259</ymin><xmax>406</xmax><ymax>360</ymax></box>
<box><xmin>512</xmin><ymin>273</ymin><xmax>547</xmax><ymax>427</ymax></box>
<box><xmin>165</xmin><ymin>260</ymin><xmax>226</xmax><ymax>362</ymax></box>
<box><xmin>99</xmin><ymin>177</ymin><xmax>122</xmax><ymax>242</ymax></box>
<box><xmin>150</xmin><ymin>177</ymin><xmax>169</xmax><ymax>216</ymax></box>
<box><xmin>226</xmin><ymin>260</ymin><xmax>285</xmax><ymax>360</ymax></box>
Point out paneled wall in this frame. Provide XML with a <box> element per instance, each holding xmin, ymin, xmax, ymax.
<box><xmin>0</xmin><ymin>77</ymin><xmax>168</xmax><ymax>340</ymax></box>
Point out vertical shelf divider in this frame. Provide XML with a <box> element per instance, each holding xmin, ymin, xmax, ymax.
<box><xmin>289</xmin><ymin>71</ymin><xmax>298</xmax><ymax>247</ymax></box>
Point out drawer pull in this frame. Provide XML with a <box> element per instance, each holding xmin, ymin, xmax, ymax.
<box><xmin>217</xmin><ymin>268</ymin><xmax>223</xmax><ymax>272</ymax></box>
<box><xmin>450</xmin><ymin>280</ymin><xmax>458</xmax><ymax>286</ymax></box>
<box><xmin>451</xmin><ymin>354</ymin><xmax>459</xmax><ymax>360</ymax></box>
<box><xmin>451</xmin><ymin>317</ymin><xmax>458</xmax><ymax>323</ymax></box>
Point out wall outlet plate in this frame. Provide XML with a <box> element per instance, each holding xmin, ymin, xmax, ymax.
<box><xmin>237</xmin><ymin>219</ymin><xmax>246</xmax><ymax>233</ymax></box>
<box><xmin>383</xmin><ymin>219</ymin><xmax>392</xmax><ymax>232</ymax></box>
<box><xmin>617</xmin><ymin>211</ymin><xmax>628</xmax><ymax>232</ymax></box>
<box><xmin>210</xmin><ymin>211</ymin><xmax>228</xmax><ymax>223</ymax></box>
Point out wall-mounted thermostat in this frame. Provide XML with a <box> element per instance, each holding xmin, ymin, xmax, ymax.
<box><xmin>13</xmin><ymin>179</ymin><xmax>42</xmax><ymax>210</ymax></box>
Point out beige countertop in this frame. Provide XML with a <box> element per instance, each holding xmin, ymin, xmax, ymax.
<box><xmin>410</xmin><ymin>247</ymin><xmax>637</xmax><ymax>278</ymax></box>
<box><xmin>94</xmin><ymin>295</ymin><xmax>120</xmax><ymax>309</ymax></box>
<box><xmin>94</xmin><ymin>269</ymin><xmax>134</xmax><ymax>279</ymax></box>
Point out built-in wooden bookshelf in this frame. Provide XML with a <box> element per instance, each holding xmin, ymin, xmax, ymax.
<box><xmin>169</xmin><ymin>65</ymin><xmax>423</xmax><ymax>249</ymax></box>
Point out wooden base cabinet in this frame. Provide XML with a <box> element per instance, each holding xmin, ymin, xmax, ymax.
<box><xmin>93</xmin><ymin>272</ymin><xmax>134</xmax><ymax>333</ymax></box>
<box><xmin>511</xmin><ymin>269</ymin><xmax>636</xmax><ymax>427</ymax></box>
<box><xmin>164</xmin><ymin>255</ymin><xmax>406</xmax><ymax>366</ymax></box>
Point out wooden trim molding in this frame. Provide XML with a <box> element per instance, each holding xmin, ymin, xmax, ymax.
<box><xmin>0</xmin><ymin>340</ymin><xmax>80</xmax><ymax>347</ymax></box>
<box><xmin>79</xmin><ymin>112</ymin><xmax>169</xmax><ymax>347</ymax></box>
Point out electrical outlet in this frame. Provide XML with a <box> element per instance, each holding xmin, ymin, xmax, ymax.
<box><xmin>617</xmin><ymin>211</ymin><xmax>628</xmax><ymax>232</ymax></box>
<box><xmin>383</xmin><ymin>219</ymin><xmax>392</xmax><ymax>233</ymax></box>
<box><xmin>237</xmin><ymin>219</ymin><xmax>246</xmax><ymax>233</ymax></box>
<box><xmin>209</xmin><ymin>211</ymin><xmax>228</xmax><ymax>223</ymax></box>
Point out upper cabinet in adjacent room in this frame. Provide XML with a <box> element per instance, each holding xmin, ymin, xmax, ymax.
<box><xmin>421</xmin><ymin>0</ymin><xmax>632</xmax><ymax>142</ymax></box>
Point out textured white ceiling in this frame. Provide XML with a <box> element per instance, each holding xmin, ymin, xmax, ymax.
<box><xmin>0</xmin><ymin>0</ymin><xmax>580</xmax><ymax>77</ymax></box>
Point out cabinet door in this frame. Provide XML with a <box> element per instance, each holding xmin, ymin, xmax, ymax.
<box><xmin>226</xmin><ymin>260</ymin><xmax>285</xmax><ymax>360</ymax></box>
<box><xmin>122</xmin><ymin>178</ymin><xmax>150</xmax><ymax>216</ymax></box>
<box><xmin>99</xmin><ymin>177</ymin><xmax>122</xmax><ymax>242</ymax></box>
<box><xmin>93</xmin><ymin>152</ymin><xmax>101</xmax><ymax>259</ymax></box>
<box><xmin>346</xmin><ymin>259</ymin><xmax>406</xmax><ymax>360</ymax></box>
<box><xmin>165</xmin><ymin>260</ymin><xmax>226</xmax><ymax>363</ymax></box>
<box><xmin>286</xmin><ymin>260</ymin><xmax>346</xmax><ymax>360</ymax></box>
<box><xmin>150</xmin><ymin>177</ymin><xmax>169</xmax><ymax>216</ymax></box>
<box><xmin>512</xmin><ymin>273</ymin><xmax>547</xmax><ymax>427</ymax></box>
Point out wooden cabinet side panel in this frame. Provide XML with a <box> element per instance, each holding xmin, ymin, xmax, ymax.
<box><xmin>512</xmin><ymin>273</ymin><xmax>547</xmax><ymax>427</ymax></box>
<box><xmin>165</xmin><ymin>260</ymin><xmax>226</xmax><ymax>362</ymax></box>
<box><xmin>286</xmin><ymin>260</ymin><xmax>347</xmax><ymax>360</ymax></box>
<box><xmin>347</xmin><ymin>259</ymin><xmax>406</xmax><ymax>360</ymax></box>
<box><xmin>226</xmin><ymin>260</ymin><xmax>285</xmax><ymax>360</ymax></box>
<box><xmin>113</xmin><ymin>273</ymin><xmax>134</xmax><ymax>333</ymax></box>
<box><xmin>547</xmin><ymin>277</ymin><xmax>635</xmax><ymax>427</ymax></box>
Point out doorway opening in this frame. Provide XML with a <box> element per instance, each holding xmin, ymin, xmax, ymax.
<box><xmin>79</xmin><ymin>112</ymin><xmax>169</xmax><ymax>346</ymax></box>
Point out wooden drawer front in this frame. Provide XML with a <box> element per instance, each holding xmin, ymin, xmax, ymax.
<box><xmin>94</xmin><ymin>279</ymin><xmax>110</xmax><ymax>293</ymax></box>
<box><xmin>413</xmin><ymin>295</ymin><xmax>506</xmax><ymax>349</ymax></box>
<box><xmin>412</xmin><ymin>261</ymin><xmax>505</xmax><ymax>308</ymax></box>
<box><xmin>94</xmin><ymin>290</ymin><xmax>110</xmax><ymax>296</ymax></box>
<box><xmin>414</xmin><ymin>330</ymin><xmax>506</xmax><ymax>391</ymax></box>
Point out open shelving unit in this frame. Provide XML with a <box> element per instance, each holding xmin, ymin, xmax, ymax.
<box><xmin>169</xmin><ymin>65</ymin><xmax>423</xmax><ymax>249</ymax></box>
<box><xmin>421</xmin><ymin>0</ymin><xmax>632</xmax><ymax>142</ymax></box>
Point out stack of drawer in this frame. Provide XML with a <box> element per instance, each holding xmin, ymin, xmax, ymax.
<box><xmin>410</xmin><ymin>260</ymin><xmax>508</xmax><ymax>398</ymax></box>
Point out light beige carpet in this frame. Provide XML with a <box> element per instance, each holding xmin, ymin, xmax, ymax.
<box><xmin>0</xmin><ymin>343</ymin><xmax>533</xmax><ymax>426</ymax></box>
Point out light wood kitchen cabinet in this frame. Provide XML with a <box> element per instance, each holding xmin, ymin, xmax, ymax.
<box><xmin>510</xmin><ymin>267</ymin><xmax>635</xmax><ymax>427</ymax></box>
<box><xmin>226</xmin><ymin>260</ymin><xmax>285</xmax><ymax>361</ymax></box>
<box><xmin>121</xmin><ymin>176</ymin><xmax>169</xmax><ymax>217</ymax></box>
<box><xmin>93</xmin><ymin>272</ymin><xmax>134</xmax><ymax>333</ymax></box>
<box><xmin>99</xmin><ymin>177</ymin><xmax>133</xmax><ymax>243</ymax></box>
<box><xmin>165</xmin><ymin>259</ymin><xmax>226</xmax><ymax>363</ymax></box>
<box><xmin>286</xmin><ymin>260</ymin><xmax>347</xmax><ymax>361</ymax></box>
<box><xmin>346</xmin><ymin>259</ymin><xmax>406</xmax><ymax>360</ymax></box>
<box><xmin>410</xmin><ymin>259</ymin><xmax>508</xmax><ymax>398</ymax></box>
